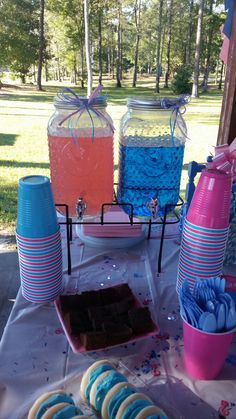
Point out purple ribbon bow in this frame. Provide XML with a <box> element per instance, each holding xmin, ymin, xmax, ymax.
<box><xmin>57</xmin><ymin>85</ymin><xmax>114</xmax><ymax>142</ymax></box>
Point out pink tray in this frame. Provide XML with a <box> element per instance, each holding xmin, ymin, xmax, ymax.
<box><xmin>54</xmin><ymin>291</ymin><xmax>160</xmax><ymax>353</ymax></box>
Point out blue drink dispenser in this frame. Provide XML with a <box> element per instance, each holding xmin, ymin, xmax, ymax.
<box><xmin>117</xmin><ymin>97</ymin><xmax>188</xmax><ymax>218</ymax></box>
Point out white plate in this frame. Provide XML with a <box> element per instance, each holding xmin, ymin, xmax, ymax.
<box><xmin>75</xmin><ymin>224</ymin><xmax>146</xmax><ymax>248</ymax></box>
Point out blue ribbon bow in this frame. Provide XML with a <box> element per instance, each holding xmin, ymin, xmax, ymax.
<box><xmin>160</xmin><ymin>94</ymin><xmax>191</xmax><ymax>144</ymax></box>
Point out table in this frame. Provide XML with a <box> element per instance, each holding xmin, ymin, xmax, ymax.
<box><xmin>0</xmin><ymin>222</ymin><xmax>236</xmax><ymax>419</ymax></box>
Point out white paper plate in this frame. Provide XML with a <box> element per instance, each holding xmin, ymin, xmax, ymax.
<box><xmin>75</xmin><ymin>224</ymin><xmax>147</xmax><ymax>248</ymax></box>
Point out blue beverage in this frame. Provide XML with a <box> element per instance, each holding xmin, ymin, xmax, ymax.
<box><xmin>117</xmin><ymin>136</ymin><xmax>184</xmax><ymax>217</ymax></box>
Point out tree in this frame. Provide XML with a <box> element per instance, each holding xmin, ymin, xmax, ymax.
<box><xmin>164</xmin><ymin>0</ymin><xmax>174</xmax><ymax>88</ymax></box>
<box><xmin>37</xmin><ymin>0</ymin><xmax>45</xmax><ymax>91</ymax></box>
<box><xmin>192</xmin><ymin>0</ymin><xmax>205</xmax><ymax>97</ymax></box>
<box><xmin>155</xmin><ymin>0</ymin><xmax>164</xmax><ymax>93</ymax></box>
<box><xmin>98</xmin><ymin>9</ymin><xmax>103</xmax><ymax>84</ymax></box>
<box><xmin>116</xmin><ymin>1</ymin><xmax>123</xmax><ymax>88</ymax></box>
<box><xmin>84</xmin><ymin>0</ymin><xmax>92</xmax><ymax>96</ymax></box>
<box><xmin>0</xmin><ymin>0</ymin><xmax>39</xmax><ymax>82</ymax></box>
<box><xmin>185</xmin><ymin>0</ymin><xmax>194</xmax><ymax>65</ymax></box>
<box><xmin>132</xmin><ymin>0</ymin><xmax>142</xmax><ymax>87</ymax></box>
<box><xmin>202</xmin><ymin>6</ymin><xmax>225</xmax><ymax>91</ymax></box>
<box><xmin>19</xmin><ymin>0</ymin><xmax>224</xmax><ymax>91</ymax></box>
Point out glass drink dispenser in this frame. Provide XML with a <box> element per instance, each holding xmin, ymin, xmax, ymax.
<box><xmin>117</xmin><ymin>97</ymin><xmax>188</xmax><ymax>218</ymax></box>
<box><xmin>47</xmin><ymin>89</ymin><xmax>114</xmax><ymax>219</ymax></box>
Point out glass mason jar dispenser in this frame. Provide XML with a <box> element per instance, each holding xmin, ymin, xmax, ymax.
<box><xmin>47</xmin><ymin>89</ymin><xmax>114</xmax><ymax>219</ymax></box>
<box><xmin>117</xmin><ymin>97</ymin><xmax>188</xmax><ymax>218</ymax></box>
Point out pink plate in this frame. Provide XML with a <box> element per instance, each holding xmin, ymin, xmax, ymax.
<box><xmin>54</xmin><ymin>288</ymin><xmax>160</xmax><ymax>353</ymax></box>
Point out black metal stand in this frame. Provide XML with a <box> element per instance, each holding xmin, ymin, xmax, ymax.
<box><xmin>56</xmin><ymin>196</ymin><xmax>183</xmax><ymax>276</ymax></box>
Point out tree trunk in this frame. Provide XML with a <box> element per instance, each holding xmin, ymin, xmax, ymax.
<box><xmin>185</xmin><ymin>0</ymin><xmax>194</xmax><ymax>65</ymax></box>
<box><xmin>218</xmin><ymin>61</ymin><xmax>224</xmax><ymax>90</ymax></box>
<box><xmin>80</xmin><ymin>40</ymin><xmax>85</xmax><ymax>88</ymax></box>
<box><xmin>132</xmin><ymin>34</ymin><xmax>140</xmax><ymax>87</ymax></box>
<box><xmin>98</xmin><ymin>11</ymin><xmax>102</xmax><ymax>85</ymax></box>
<box><xmin>112</xmin><ymin>44</ymin><xmax>115</xmax><ymax>79</ymax></box>
<box><xmin>73</xmin><ymin>54</ymin><xmax>77</xmax><ymax>85</ymax></box>
<box><xmin>84</xmin><ymin>0</ymin><xmax>92</xmax><ymax>96</ymax></box>
<box><xmin>107</xmin><ymin>46</ymin><xmax>111</xmax><ymax>75</ymax></box>
<box><xmin>116</xmin><ymin>2</ymin><xmax>122</xmax><ymax>88</ymax></box>
<box><xmin>164</xmin><ymin>0</ymin><xmax>173</xmax><ymax>88</ymax></box>
<box><xmin>192</xmin><ymin>0</ymin><xmax>205</xmax><ymax>98</ymax></box>
<box><xmin>37</xmin><ymin>0</ymin><xmax>45</xmax><ymax>91</ymax></box>
<box><xmin>202</xmin><ymin>0</ymin><xmax>214</xmax><ymax>92</ymax></box>
<box><xmin>160</xmin><ymin>6</ymin><xmax>167</xmax><ymax>65</ymax></box>
<box><xmin>108</xmin><ymin>24</ymin><xmax>115</xmax><ymax>79</ymax></box>
<box><xmin>155</xmin><ymin>0</ymin><xmax>164</xmax><ymax>93</ymax></box>
<box><xmin>33</xmin><ymin>65</ymin><xmax>37</xmax><ymax>83</ymax></box>
<box><xmin>20</xmin><ymin>74</ymin><xmax>26</xmax><ymax>84</ymax></box>
<box><xmin>132</xmin><ymin>0</ymin><xmax>142</xmax><ymax>88</ymax></box>
<box><xmin>57</xmin><ymin>62</ymin><xmax>61</xmax><ymax>82</ymax></box>
<box><xmin>215</xmin><ymin>59</ymin><xmax>220</xmax><ymax>84</ymax></box>
<box><xmin>44</xmin><ymin>61</ymin><xmax>49</xmax><ymax>82</ymax></box>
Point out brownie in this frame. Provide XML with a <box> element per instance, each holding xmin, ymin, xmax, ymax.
<box><xmin>69</xmin><ymin>310</ymin><xmax>93</xmax><ymax>335</ymax></box>
<box><xmin>80</xmin><ymin>330</ymin><xmax>107</xmax><ymax>350</ymax></box>
<box><xmin>60</xmin><ymin>295</ymin><xmax>82</xmax><ymax>312</ymax></box>
<box><xmin>81</xmin><ymin>290</ymin><xmax>102</xmax><ymax>306</ymax></box>
<box><xmin>115</xmin><ymin>297</ymin><xmax>135</xmax><ymax>314</ymax></box>
<box><xmin>99</xmin><ymin>287</ymin><xmax>120</xmax><ymax>304</ymax></box>
<box><xmin>87</xmin><ymin>305</ymin><xmax>115</xmax><ymax>329</ymax></box>
<box><xmin>116</xmin><ymin>284</ymin><xmax>134</xmax><ymax>301</ymax></box>
<box><xmin>104</xmin><ymin>323</ymin><xmax>133</xmax><ymax>346</ymax></box>
<box><xmin>60</xmin><ymin>285</ymin><xmax>156</xmax><ymax>351</ymax></box>
<box><xmin>114</xmin><ymin>312</ymin><xmax>130</xmax><ymax>325</ymax></box>
<box><xmin>128</xmin><ymin>307</ymin><xmax>155</xmax><ymax>335</ymax></box>
<box><xmin>87</xmin><ymin>305</ymin><xmax>108</xmax><ymax>321</ymax></box>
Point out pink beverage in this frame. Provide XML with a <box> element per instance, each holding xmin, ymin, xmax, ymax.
<box><xmin>48</xmin><ymin>135</ymin><xmax>114</xmax><ymax>217</ymax></box>
<box><xmin>47</xmin><ymin>90</ymin><xmax>114</xmax><ymax>218</ymax></box>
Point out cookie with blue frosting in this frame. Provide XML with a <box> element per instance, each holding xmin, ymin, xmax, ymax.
<box><xmin>80</xmin><ymin>359</ymin><xmax>116</xmax><ymax>403</ymax></box>
<box><xmin>135</xmin><ymin>405</ymin><xmax>168</xmax><ymax>419</ymax></box>
<box><xmin>116</xmin><ymin>393</ymin><xmax>153</xmax><ymax>419</ymax></box>
<box><xmin>101</xmin><ymin>381</ymin><xmax>137</xmax><ymax>419</ymax></box>
<box><xmin>27</xmin><ymin>390</ymin><xmax>84</xmax><ymax>419</ymax></box>
<box><xmin>89</xmin><ymin>369</ymin><xmax>128</xmax><ymax>413</ymax></box>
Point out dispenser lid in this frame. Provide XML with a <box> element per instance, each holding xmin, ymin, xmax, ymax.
<box><xmin>54</xmin><ymin>95</ymin><xmax>107</xmax><ymax>109</ymax></box>
<box><xmin>128</xmin><ymin>95</ymin><xmax>190</xmax><ymax>110</ymax></box>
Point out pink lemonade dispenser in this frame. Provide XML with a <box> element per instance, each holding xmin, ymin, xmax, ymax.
<box><xmin>47</xmin><ymin>87</ymin><xmax>114</xmax><ymax>219</ymax></box>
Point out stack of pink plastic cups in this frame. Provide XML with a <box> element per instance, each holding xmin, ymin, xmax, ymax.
<box><xmin>16</xmin><ymin>175</ymin><xmax>63</xmax><ymax>303</ymax></box>
<box><xmin>176</xmin><ymin>169</ymin><xmax>232</xmax><ymax>293</ymax></box>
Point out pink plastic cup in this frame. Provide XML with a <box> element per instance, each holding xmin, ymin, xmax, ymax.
<box><xmin>186</xmin><ymin>170</ymin><xmax>232</xmax><ymax>229</ymax></box>
<box><xmin>182</xmin><ymin>317</ymin><xmax>234</xmax><ymax>380</ymax></box>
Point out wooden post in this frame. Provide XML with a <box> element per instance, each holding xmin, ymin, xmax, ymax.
<box><xmin>217</xmin><ymin>1</ymin><xmax>236</xmax><ymax>145</ymax></box>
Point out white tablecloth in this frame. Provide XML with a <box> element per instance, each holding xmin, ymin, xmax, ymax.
<box><xmin>0</xmin><ymin>223</ymin><xmax>236</xmax><ymax>419</ymax></box>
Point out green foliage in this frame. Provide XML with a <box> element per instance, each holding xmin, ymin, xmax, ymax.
<box><xmin>0</xmin><ymin>0</ymin><xmax>226</xmax><ymax>89</ymax></box>
<box><xmin>0</xmin><ymin>0</ymin><xmax>39</xmax><ymax>81</ymax></box>
<box><xmin>171</xmin><ymin>65</ymin><xmax>193</xmax><ymax>94</ymax></box>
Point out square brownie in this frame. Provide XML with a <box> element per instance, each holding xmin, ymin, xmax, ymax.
<box><xmin>128</xmin><ymin>307</ymin><xmax>155</xmax><ymax>335</ymax></box>
<box><xmin>105</xmin><ymin>323</ymin><xmax>133</xmax><ymax>346</ymax></box>
<box><xmin>80</xmin><ymin>330</ymin><xmax>107</xmax><ymax>350</ymax></box>
<box><xmin>69</xmin><ymin>310</ymin><xmax>93</xmax><ymax>335</ymax></box>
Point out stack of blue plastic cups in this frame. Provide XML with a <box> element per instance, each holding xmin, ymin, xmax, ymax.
<box><xmin>16</xmin><ymin>175</ymin><xmax>63</xmax><ymax>303</ymax></box>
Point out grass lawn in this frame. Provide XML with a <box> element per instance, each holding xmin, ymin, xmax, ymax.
<box><xmin>0</xmin><ymin>76</ymin><xmax>223</xmax><ymax>234</ymax></box>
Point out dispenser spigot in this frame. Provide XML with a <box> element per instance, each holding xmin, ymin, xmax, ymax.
<box><xmin>147</xmin><ymin>196</ymin><xmax>158</xmax><ymax>219</ymax></box>
<box><xmin>76</xmin><ymin>197</ymin><xmax>87</xmax><ymax>220</ymax></box>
